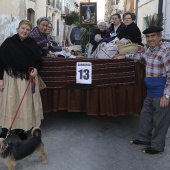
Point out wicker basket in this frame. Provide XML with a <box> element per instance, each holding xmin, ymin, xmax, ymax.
<box><xmin>117</xmin><ymin>43</ymin><xmax>138</xmax><ymax>54</ymax></box>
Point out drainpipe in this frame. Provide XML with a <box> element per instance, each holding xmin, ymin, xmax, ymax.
<box><xmin>135</xmin><ymin>0</ymin><xmax>138</xmax><ymax>24</ymax></box>
<box><xmin>158</xmin><ymin>0</ymin><xmax>163</xmax><ymax>19</ymax></box>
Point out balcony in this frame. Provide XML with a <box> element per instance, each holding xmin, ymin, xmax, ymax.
<box><xmin>56</xmin><ymin>0</ymin><xmax>62</xmax><ymax>10</ymax></box>
<box><xmin>61</xmin><ymin>6</ymin><xmax>69</xmax><ymax>16</ymax></box>
<box><xmin>74</xmin><ymin>0</ymin><xmax>79</xmax><ymax>7</ymax></box>
<box><xmin>47</xmin><ymin>0</ymin><xmax>54</xmax><ymax>7</ymax></box>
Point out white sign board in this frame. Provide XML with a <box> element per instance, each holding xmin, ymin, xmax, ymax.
<box><xmin>76</xmin><ymin>62</ymin><xmax>92</xmax><ymax>84</ymax></box>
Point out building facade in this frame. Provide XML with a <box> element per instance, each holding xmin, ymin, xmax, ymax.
<box><xmin>104</xmin><ymin>0</ymin><xmax>124</xmax><ymax>23</ymax></box>
<box><xmin>0</xmin><ymin>0</ymin><xmax>46</xmax><ymax>44</ymax></box>
<box><xmin>46</xmin><ymin>0</ymin><xmax>79</xmax><ymax>45</ymax></box>
<box><xmin>104</xmin><ymin>0</ymin><xmax>170</xmax><ymax>44</ymax></box>
<box><xmin>0</xmin><ymin>0</ymin><xmax>79</xmax><ymax>45</ymax></box>
<box><xmin>137</xmin><ymin>0</ymin><xmax>170</xmax><ymax>41</ymax></box>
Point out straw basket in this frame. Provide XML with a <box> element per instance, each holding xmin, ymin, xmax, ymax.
<box><xmin>117</xmin><ymin>42</ymin><xmax>138</xmax><ymax>54</ymax></box>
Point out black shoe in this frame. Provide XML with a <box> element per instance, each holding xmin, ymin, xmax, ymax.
<box><xmin>0</xmin><ymin>128</ymin><xmax>8</xmax><ymax>138</ymax></box>
<box><xmin>142</xmin><ymin>147</ymin><xmax>163</xmax><ymax>154</ymax></box>
<box><xmin>130</xmin><ymin>139</ymin><xmax>151</xmax><ymax>146</ymax></box>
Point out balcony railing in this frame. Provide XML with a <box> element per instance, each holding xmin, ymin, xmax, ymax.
<box><xmin>47</xmin><ymin>0</ymin><xmax>54</xmax><ymax>7</ymax></box>
<box><xmin>61</xmin><ymin>6</ymin><xmax>69</xmax><ymax>16</ymax></box>
<box><xmin>56</xmin><ymin>0</ymin><xmax>62</xmax><ymax>10</ymax></box>
<box><xmin>74</xmin><ymin>0</ymin><xmax>79</xmax><ymax>7</ymax></box>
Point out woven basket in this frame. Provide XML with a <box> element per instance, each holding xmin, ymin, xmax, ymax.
<box><xmin>117</xmin><ymin>42</ymin><xmax>138</xmax><ymax>54</ymax></box>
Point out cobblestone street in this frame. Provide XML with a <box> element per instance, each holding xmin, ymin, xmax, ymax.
<box><xmin>1</xmin><ymin>111</ymin><xmax>170</xmax><ymax>170</ymax></box>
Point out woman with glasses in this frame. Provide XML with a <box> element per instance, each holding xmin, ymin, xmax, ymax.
<box><xmin>29</xmin><ymin>17</ymin><xmax>50</xmax><ymax>56</ymax></box>
<box><xmin>91</xmin><ymin>12</ymin><xmax>143</xmax><ymax>59</ymax></box>
<box><xmin>46</xmin><ymin>23</ymin><xmax>55</xmax><ymax>44</ymax></box>
<box><xmin>114</xmin><ymin>12</ymin><xmax>143</xmax><ymax>46</ymax></box>
<box><xmin>46</xmin><ymin>23</ymin><xmax>66</xmax><ymax>52</ymax></box>
<box><xmin>30</xmin><ymin>17</ymin><xmax>69</xmax><ymax>57</ymax></box>
<box><xmin>105</xmin><ymin>13</ymin><xmax>124</xmax><ymax>42</ymax></box>
<box><xmin>89</xmin><ymin>21</ymin><xmax>108</xmax><ymax>53</ymax></box>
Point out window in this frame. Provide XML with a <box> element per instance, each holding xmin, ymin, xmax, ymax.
<box><xmin>27</xmin><ymin>8</ymin><xmax>35</xmax><ymax>26</ymax></box>
<box><xmin>57</xmin><ymin>19</ymin><xmax>59</xmax><ymax>36</ymax></box>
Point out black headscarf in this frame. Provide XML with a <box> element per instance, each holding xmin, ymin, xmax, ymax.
<box><xmin>0</xmin><ymin>33</ymin><xmax>41</xmax><ymax>79</ymax></box>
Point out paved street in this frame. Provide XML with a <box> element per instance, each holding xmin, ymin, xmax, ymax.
<box><xmin>1</xmin><ymin>111</ymin><xmax>170</xmax><ymax>170</ymax></box>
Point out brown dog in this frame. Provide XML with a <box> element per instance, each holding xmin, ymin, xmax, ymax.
<box><xmin>0</xmin><ymin>127</ymin><xmax>48</xmax><ymax>170</ymax></box>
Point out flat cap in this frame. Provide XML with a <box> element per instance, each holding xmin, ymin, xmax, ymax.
<box><xmin>143</xmin><ymin>26</ymin><xmax>163</xmax><ymax>34</ymax></box>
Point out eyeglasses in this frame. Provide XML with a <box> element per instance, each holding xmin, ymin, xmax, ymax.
<box><xmin>124</xmin><ymin>18</ymin><xmax>132</xmax><ymax>20</ymax></box>
<box><xmin>112</xmin><ymin>18</ymin><xmax>118</xmax><ymax>20</ymax></box>
<box><xmin>47</xmin><ymin>26</ymin><xmax>52</xmax><ymax>29</ymax></box>
<box><xmin>41</xmin><ymin>24</ymin><xmax>48</xmax><ymax>27</ymax></box>
<box><xmin>99</xmin><ymin>25</ymin><xmax>106</xmax><ymax>28</ymax></box>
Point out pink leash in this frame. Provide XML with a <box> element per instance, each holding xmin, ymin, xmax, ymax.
<box><xmin>6</xmin><ymin>67</ymin><xmax>36</xmax><ymax>138</ymax></box>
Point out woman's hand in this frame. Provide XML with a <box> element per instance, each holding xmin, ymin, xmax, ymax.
<box><xmin>115</xmin><ymin>40</ymin><xmax>121</xmax><ymax>45</ymax></box>
<box><xmin>30</xmin><ymin>68</ymin><xmax>38</xmax><ymax>77</ymax></box>
<box><xmin>49</xmin><ymin>51</ymin><xmax>58</xmax><ymax>58</ymax></box>
<box><xmin>0</xmin><ymin>80</ymin><xmax>4</xmax><ymax>91</ymax></box>
<box><xmin>138</xmin><ymin>45</ymin><xmax>145</xmax><ymax>52</ymax></box>
<box><xmin>114</xmin><ymin>54</ymin><xmax>126</xmax><ymax>59</ymax></box>
<box><xmin>62</xmin><ymin>47</ymin><xmax>70</xmax><ymax>52</ymax></box>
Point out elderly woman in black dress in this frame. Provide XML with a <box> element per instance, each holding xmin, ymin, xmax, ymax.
<box><xmin>114</xmin><ymin>11</ymin><xmax>143</xmax><ymax>46</ymax></box>
<box><xmin>89</xmin><ymin>21</ymin><xmax>108</xmax><ymax>53</ymax></box>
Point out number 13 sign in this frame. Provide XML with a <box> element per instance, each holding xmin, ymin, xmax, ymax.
<box><xmin>76</xmin><ymin>62</ymin><xmax>92</xmax><ymax>84</ymax></box>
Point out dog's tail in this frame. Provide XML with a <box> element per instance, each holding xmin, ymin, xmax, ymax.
<box><xmin>31</xmin><ymin>127</ymin><xmax>42</xmax><ymax>138</ymax></box>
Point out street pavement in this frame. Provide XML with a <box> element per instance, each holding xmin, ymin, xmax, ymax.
<box><xmin>0</xmin><ymin>111</ymin><xmax>170</xmax><ymax>170</ymax></box>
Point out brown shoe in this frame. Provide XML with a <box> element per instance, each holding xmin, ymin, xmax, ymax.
<box><xmin>130</xmin><ymin>139</ymin><xmax>151</xmax><ymax>146</ymax></box>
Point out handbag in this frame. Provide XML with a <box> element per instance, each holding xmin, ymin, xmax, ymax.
<box><xmin>38</xmin><ymin>75</ymin><xmax>46</xmax><ymax>91</ymax></box>
<box><xmin>117</xmin><ymin>40</ymin><xmax>138</xmax><ymax>54</ymax></box>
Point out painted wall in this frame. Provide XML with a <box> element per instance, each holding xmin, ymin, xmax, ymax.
<box><xmin>0</xmin><ymin>0</ymin><xmax>24</xmax><ymax>44</ymax></box>
<box><xmin>0</xmin><ymin>14</ymin><xmax>20</xmax><ymax>43</ymax></box>
<box><xmin>137</xmin><ymin>0</ymin><xmax>158</xmax><ymax>31</ymax></box>
<box><xmin>46</xmin><ymin>0</ymin><xmax>62</xmax><ymax>44</ymax></box>
<box><xmin>163</xmin><ymin>0</ymin><xmax>170</xmax><ymax>39</ymax></box>
<box><xmin>137</xmin><ymin>0</ymin><xmax>159</xmax><ymax>44</ymax></box>
<box><xmin>137</xmin><ymin>0</ymin><xmax>170</xmax><ymax>43</ymax></box>
<box><xmin>0</xmin><ymin>0</ymin><xmax>46</xmax><ymax>45</ymax></box>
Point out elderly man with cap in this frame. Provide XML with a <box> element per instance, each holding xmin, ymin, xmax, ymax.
<box><xmin>115</xmin><ymin>26</ymin><xmax>170</xmax><ymax>154</ymax></box>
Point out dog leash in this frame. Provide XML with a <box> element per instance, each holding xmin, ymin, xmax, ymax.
<box><xmin>6</xmin><ymin>67</ymin><xmax>36</xmax><ymax>138</ymax></box>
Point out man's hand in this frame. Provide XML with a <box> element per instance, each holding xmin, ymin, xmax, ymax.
<box><xmin>115</xmin><ymin>40</ymin><xmax>121</xmax><ymax>45</ymax></box>
<box><xmin>160</xmin><ymin>95</ymin><xmax>169</xmax><ymax>108</ymax></box>
<box><xmin>0</xmin><ymin>80</ymin><xmax>4</xmax><ymax>91</ymax></box>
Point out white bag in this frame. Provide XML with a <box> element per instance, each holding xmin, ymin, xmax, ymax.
<box><xmin>54</xmin><ymin>51</ymin><xmax>76</xmax><ymax>58</ymax></box>
<box><xmin>96</xmin><ymin>42</ymin><xmax>118</xmax><ymax>59</ymax></box>
<box><xmin>87</xmin><ymin>43</ymin><xmax>93</xmax><ymax>58</ymax></box>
